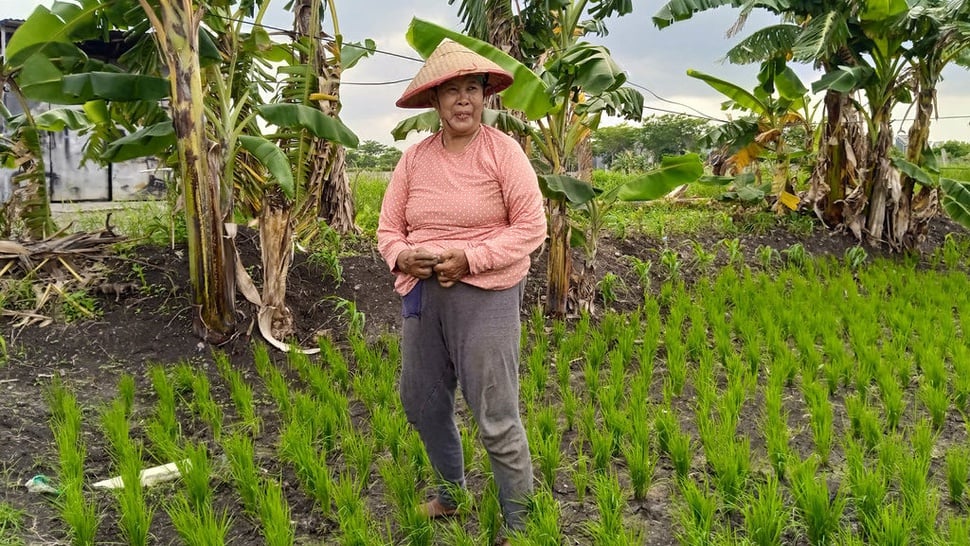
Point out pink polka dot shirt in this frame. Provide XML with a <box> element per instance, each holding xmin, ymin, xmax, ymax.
<box><xmin>377</xmin><ymin>125</ymin><xmax>547</xmax><ymax>295</ymax></box>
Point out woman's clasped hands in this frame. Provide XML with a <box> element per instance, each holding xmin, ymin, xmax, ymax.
<box><xmin>397</xmin><ymin>247</ymin><xmax>469</xmax><ymax>288</ymax></box>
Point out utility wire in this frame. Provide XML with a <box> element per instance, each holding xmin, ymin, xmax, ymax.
<box><xmin>204</xmin><ymin>13</ymin><xmax>970</xmax><ymax>127</ymax></box>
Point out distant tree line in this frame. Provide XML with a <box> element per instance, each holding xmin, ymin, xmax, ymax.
<box><xmin>345</xmin><ymin>140</ymin><xmax>403</xmax><ymax>171</ymax></box>
<box><xmin>591</xmin><ymin>114</ymin><xmax>712</xmax><ymax>172</ymax></box>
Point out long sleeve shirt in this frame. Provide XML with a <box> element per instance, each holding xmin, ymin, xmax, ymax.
<box><xmin>377</xmin><ymin>125</ymin><xmax>547</xmax><ymax>296</ymax></box>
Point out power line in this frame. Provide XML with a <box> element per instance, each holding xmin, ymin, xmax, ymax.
<box><xmin>627</xmin><ymin>82</ymin><xmax>723</xmax><ymax>122</ymax></box>
<box><xmin>204</xmin><ymin>12</ymin><xmax>424</xmax><ymax>63</ymax></box>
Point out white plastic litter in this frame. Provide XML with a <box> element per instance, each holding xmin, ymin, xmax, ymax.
<box><xmin>92</xmin><ymin>460</ymin><xmax>188</xmax><ymax>490</ymax></box>
<box><xmin>24</xmin><ymin>475</ymin><xmax>59</xmax><ymax>494</ymax></box>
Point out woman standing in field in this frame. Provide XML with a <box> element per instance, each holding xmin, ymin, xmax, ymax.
<box><xmin>377</xmin><ymin>39</ymin><xmax>546</xmax><ymax>542</ymax></box>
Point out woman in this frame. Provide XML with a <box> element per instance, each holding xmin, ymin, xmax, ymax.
<box><xmin>377</xmin><ymin>39</ymin><xmax>547</xmax><ymax>540</ymax></box>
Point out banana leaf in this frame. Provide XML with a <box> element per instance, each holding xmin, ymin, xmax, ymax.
<box><xmin>617</xmin><ymin>153</ymin><xmax>704</xmax><ymax>201</ymax></box>
<box><xmin>891</xmin><ymin>157</ymin><xmax>939</xmax><ymax>188</ymax></box>
<box><xmin>257</xmin><ymin>104</ymin><xmax>358</xmax><ymax>148</ymax></box>
<box><xmin>239</xmin><ymin>136</ymin><xmax>295</xmax><ymax>199</ymax></box>
<box><xmin>539</xmin><ymin>174</ymin><xmax>599</xmax><ymax>205</ymax></box>
<box><xmin>102</xmin><ymin>122</ymin><xmax>175</xmax><ymax>162</ymax></box>
<box><xmin>32</xmin><ymin>108</ymin><xmax>92</xmax><ymax>132</ymax></box>
<box><xmin>942</xmin><ymin>178</ymin><xmax>970</xmax><ymax>229</ymax></box>
<box><xmin>62</xmin><ymin>72</ymin><xmax>170</xmax><ymax>102</ymax></box>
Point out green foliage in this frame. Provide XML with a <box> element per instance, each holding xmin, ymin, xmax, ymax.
<box><xmin>0</xmin><ymin>502</ymin><xmax>25</xmax><ymax>546</ymax></box>
<box><xmin>346</xmin><ymin>140</ymin><xmax>402</xmax><ymax>171</ymax></box>
<box><xmin>935</xmin><ymin>140</ymin><xmax>970</xmax><ymax>160</ymax></box>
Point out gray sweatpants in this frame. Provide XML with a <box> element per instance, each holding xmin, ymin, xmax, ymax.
<box><xmin>399</xmin><ymin>279</ymin><xmax>533</xmax><ymax>530</ymax></box>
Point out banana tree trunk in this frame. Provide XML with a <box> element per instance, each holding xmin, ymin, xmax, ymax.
<box><xmin>294</xmin><ymin>0</ymin><xmax>356</xmax><ymax>237</ymax></box>
<box><xmin>807</xmin><ymin>90</ymin><xmax>865</xmax><ymax>228</ymax></box>
<box><xmin>545</xmin><ymin>197</ymin><xmax>570</xmax><ymax>317</ymax></box>
<box><xmin>864</xmin><ymin>113</ymin><xmax>896</xmax><ymax>247</ymax></box>
<box><xmin>260</xmin><ymin>187</ymin><xmax>295</xmax><ymax>340</ymax></box>
<box><xmin>147</xmin><ymin>0</ymin><xmax>236</xmax><ymax>342</ymax></box>
<box><xmin>894</xmin><ymin>85</ymin><xmax>939</xmax><ymax>250</ymax></box>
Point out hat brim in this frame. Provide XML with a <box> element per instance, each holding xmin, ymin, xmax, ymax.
<box><xmin>395</xmin><ymin>69</ymin><xmax>513</xmax><ymax>109</ymax></box>
<box><xmin>396</xmin><ymin>40</ymin><xmax>515</xmax><ymax>109</ymax></box>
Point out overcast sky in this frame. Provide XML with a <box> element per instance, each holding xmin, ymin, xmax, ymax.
<box><xmin>4</xmin><ymin>0</ymin><xmax>970</xmax><ymax>147</ymax></box>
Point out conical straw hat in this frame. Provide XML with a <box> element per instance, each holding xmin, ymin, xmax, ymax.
<box><xmin>396</xmin><ymin>39</ymin><xmax>514</xmax><ymax>109</ymax></box>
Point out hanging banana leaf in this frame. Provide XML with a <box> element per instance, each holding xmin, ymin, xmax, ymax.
<box><xmin>257</xmin><ymin>104</ymin><xmax>358</xmax><ymax>148</ymax></box>
<box><xmin>617</xmin><ymin>153</ymin><xmax>704</xmax><ymax>201</ymax></box>
<box><xmin>239</xmin><ymin>136</ymin><xmax>295</xmax><ymax>198</ymax></box>
<box><xmin>32</xmin><ymin>108</ymin><xmax>92</xmax><ymax>132</ymax></box>
<box><xmin>539</xmin><ymin>174</ymin><xmax>599</xmax><ymax>206</ymax></box>
<box><xmin>62</xmin><ymin>72</ymin><xmax>170</xmax><ymax>102</ymax></box>
<box><xmin>891</xmin><ymin>157</ymin><xmax>939</xmax><ymax>188</ymax></box>
<box><xmin>102</xmin><ymin>121</ymin><xmax>175</xmax><ymax>162</ymax></box>
<box><xmin>942</xmin><ymin>178</ymin><xmax>970</xmax><ymax>229</ymax></box>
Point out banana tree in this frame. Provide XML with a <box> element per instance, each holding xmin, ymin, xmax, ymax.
<box><xmin>9</xmin><ymin>0</ymin><xmax>359</xmax><ymax>344</ymax></box>
<box><xmin>688</xmin><ymin>65</ymin><xmax>812</xmax><ymax>213</ymax></box>
<box><xmin>403</xmin><ymin>12</ymin><xmax>642</xmax><ymax>316</ymax></box>
<box><xmin>542</xmin><ymin>154</ymin><xmax>704</xmax><ymax>313</ymax></box>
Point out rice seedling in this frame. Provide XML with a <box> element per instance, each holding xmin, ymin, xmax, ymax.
<box><xmin>909</xmin><ymin>418</ymin><xmax>936</xmax><ymax>468</ymax></box>
<box><xmin>316</xmin><ymin>336</ymin><xmax>351</xmax><ymax>391</ymax></box>
<box><xmin>523</xmin><ymin>488</ymin><xmax>564</xmax><ymax>545</ymax></box>
<box><xmin>945</xmin><ymin>446</ymin><xmax>970</xmax><ymax>505</ymax></box>
<box><xmin>584</xmin><ymin>411</ymin><xmax>615</xmax><ymax>473</ymax></box>
<box><xmin>377</xmin><ymin>459</ymin><xmax>433</xmax><ymax>546</ymax></box>
<box><xmin>223</xmin><ymin>432</ymin><xmax>261</xmax><ymax>515</ymax></box>
<box><xmin>572</xmin><ymin>446</ymin><xmax>592</xmax><ymax>503</ymax></box>
<box><xmin>844</xmin><ymin>393</ymin><xmax>882</xmax><ymax>451</ymax></box>
<box><xmin>460</xmin><ymin>421</ymin><xmax>478</xmax><ymax>470</ymax></box>
<box><xmin>477</xmin><ymin>480</ymin><xmax>502</xmax><ymax>544</ymax></box>
<box><xmin>148</xmin><ymin>365</ymin><xmax>179</xmax><ymax>448</ymax></box>
<box><xmin>214</xmin><ymin>351</ymin><xmax>260</xmax><ymax>434</ymax></box>
<box><xmin>741</xmin><ymin>473</ymin><xmax>788</xmax><ymax>546</ymax></box>
<box><xmin>190</xmin><ymin>371</ymin><xmax>224</xmax><ymax>439</ymax></box>
<box><xmin>948</xmin><ymin>515</ymin><xmax>970</xmax><ymax>544</ymax></box>
<box><xmin>440</xmin><ymin>519</ymin><xmax>478</xmax><ymax>546</ymax></box>
<box><xmin>667</xmin><ymin>425</ymin><xmax>694</xmax><ymax>484</ymax></box>
<box><xmin>100</xmin><ymin>390</ymin><xmax>152</xmax><ymax>546</ymax></box>
<box><xmin>802</xmin><ymin>380</ymin><xmax>834</xmax><ymax>463</ymax></box>
<box><xmin>844</xmin><ymin>437</ymin><xmax>887</xmax><ymax>539</ymax></box>
<box><xmin>332</xmin><ymin>472</ymin><xmax>376</xmax><ymax>544</ymax></box>
<box><xmin>342</xmin><ymin>428</ymin><xmax>375</xmax><ymax>483</ymax></box>
<box><xmin>585</xmin><ymin>471</ymin><xmax>626</xmax><ymax>542</ymax></box>
<box><xmin>530</xmin><ymin>407</ymin><xmax>563</xmax><ymax>489</ymax></box>
<box><xmin>675</xmin><ymin>478</ymin><xmax>718</xmax><ymax>546</ymax></box>
<box><xmin>703</xmin><ymin>428</ymin><xmax>750</xmax><ymax>506</ymax></box>
<box><xmin>951</xmin><ymin>351</ymin><xmax>970</xmax><ymax>410</ymax></box>
<box><xmin>761</xmin><ymin>381</ymin><xmax>792</xmax><ymax>479</ymax></box>
<box><xmin>789</xmin><ymin>457</ymin><xmax>846</xmax><ymax>546</ymax></box>
<box><xmin>279</xmin><ymin>422</ymin><xmax>334</xmax><ymax>515</ymax></box>
<box><xmin>919</xmin><ymin>383</ymin><xmax>950</xmax><ymax>430</ymax></box>
<box><xmin>47</xmin><ymin>379</ymin><xmax>99</xmax><ymax>546</ymax></box>
<box><xmin>257</xmin><ymin>480</ymin><xmax>294</xmax><ymax>546</ymax></box>
<box><xmin>863</xmin><ymin>502</ymin><xmax>910</xmax><ymax>546</ymax></box>
<box><xmin>166</xmin><ymin>496</ymin><xmax>232</xmax><ymax>546</ymax></box>
<box><xmin>622</xmin><ymin>433</ymin><xmax>657</xmax><ymax>501</ymax></box>
<box><xmin>877</xmin><ymin>370</ymin><xmax>906</xmax><ymax>432</ymax></box>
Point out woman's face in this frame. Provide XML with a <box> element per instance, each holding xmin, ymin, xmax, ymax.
<box><xmin>432</xmin><ymin>74</ymin><xmax>485</xmax><ymax>138</ymax></box>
